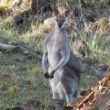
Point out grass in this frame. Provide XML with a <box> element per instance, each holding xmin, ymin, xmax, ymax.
<box><xmin>0</xmin><ymin>52</ymin><xmax>51</xmax><ymax>110</ymax></box>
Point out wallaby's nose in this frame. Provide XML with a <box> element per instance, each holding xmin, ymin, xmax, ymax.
<box><xmin>58</xmin><ymin>19</ymin><xmax>65</xmax><ymax>28</ymax></box>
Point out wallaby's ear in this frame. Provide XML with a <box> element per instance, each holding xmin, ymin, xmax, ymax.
<box><xmin>53</xmin><ymin>9</ymin><xmax>59</xmax><ymax>16</ymax></box>
<box><xmin>64</xmin><ymin>9</ymin><xmax>70</xmax><ymax>17</ymax></box>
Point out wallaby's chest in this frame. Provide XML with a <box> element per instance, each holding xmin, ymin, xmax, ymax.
<box><xmin>47</xmin><ymin>37</ymin><xmax>62</xmax><ymax>52</ymax></box>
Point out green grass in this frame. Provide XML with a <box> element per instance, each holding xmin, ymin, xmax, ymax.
<box><xmin>80</xmin><ymin>70</ymin><xmax>98</xmax><ymax>89</ymax></box>
<box><xmin>0</xmin><ymin>52</ymin><xmax>51</xmax><ymax>110</ymax></box>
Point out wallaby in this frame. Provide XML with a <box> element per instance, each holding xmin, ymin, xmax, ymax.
<box><xmin>42</xmin><ymin>9</ymin><xmax>80</xmax><ymax>109</ymax></box>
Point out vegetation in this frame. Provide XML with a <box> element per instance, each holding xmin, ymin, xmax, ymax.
<box><xmin>0</xmin><ymin>0</ymin><xmax>110</xmax><ymax>109</ymax></box>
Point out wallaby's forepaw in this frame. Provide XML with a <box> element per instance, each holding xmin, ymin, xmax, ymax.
<box><xmin>49</xmin><ymin>74</ymin><xmax>54</xmax><ymax>79</ymax></box>
<box><xmin>44</xmin><ymin>70</ymin><xmax>55</xmax><ymax>79</ymax></box>
<box><xmin>44</xmin><ymin>72</ymin><xmax>50</xmax><ymax>79</ymax></box>
<box><xmin>49</xmin><ymin>70</ymin><xmax>56</xmax><ymax>79</ymax></box>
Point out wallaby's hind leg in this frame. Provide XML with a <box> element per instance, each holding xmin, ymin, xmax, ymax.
<box><xmin>49</xmin><ymin>80</ymin><xmax>61</xmax><ymax>110</ymax></box>
<box><xmin>63</xmin><ymin>79</ymin><xmax>78</xmax><ymax>106</ymax></box>
<box><xmin>56</xmin><ymin>82</ymin><xmax>65</xmax><ymax>108</ymax></box>
<box><xmin>49</xmin><ymin>80</ymin><xmax>58</xmax><ymax>99</ymax></box>
<box><xmin>61</xmin><ymin>67</ymin><xmax>79</xmax><ymax>107</ymax></box>
<box><xmin>67</xmin><ymin>81</ymin><xmax>78</xmax><ymax>106</ymax></box>
<box><xmin>49</xmin><ymin>79</ymin><xmax>65</xmax><ymax>110</ymax></box>
<box><xmin>62</xmin><ymin>86</ymin><xmax>74</xmax><ymax>106</ymax></box>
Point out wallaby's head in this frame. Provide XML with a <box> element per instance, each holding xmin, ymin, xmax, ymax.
<box><xmin>53</xmin><ymin>9</ymin><xmax>70</xmax><ymax>30</ymax></box>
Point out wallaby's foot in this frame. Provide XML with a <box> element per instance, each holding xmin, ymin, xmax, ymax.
<box><xmin>49</xmin><ymin>99</ymin><xmax>59</xmax><ymax>110</ymax></box>
<box><xmin>55</xmin><ymin>99</ymin><xmax>64</xmax><ymax>110</ymax></box>
<box><xmin>49</xmin><ymin>74</ymin><xmax>54</xmax><ymax>79</ymax></box>
<box><xmin>58</xmin><ymin>99</ymin><xmax>65</xmax><ymax>107</ymax></box>
<box><xmin>49</xmin><ymin>99</ymin><xmax>64</xmax><ymax>110</ymax></box>
<box><xmin>62</xmin><ymin>106</ymin><xmax>72</xmax><ymax>110</ymax></box>
<box><xmin>44</xmin><ymin>72</ymin><xmax>54</xmax><ymax>79</ymax></box>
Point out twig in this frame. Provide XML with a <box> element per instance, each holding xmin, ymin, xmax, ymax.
<box><xmin>0</xmin><ymin>42</ymin><xmax>16</xmax><ymax>50</ymax></box>
<box><xmin>0</xmin><ymin>42</ymin><xmax>37</xmax><ymax>57</ymax></box>
<box><xmin>77</xmin><ymin>91</ymin><xmax>94</xmax><ymax>108</ymax></box>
